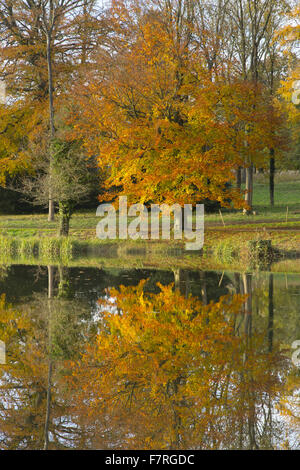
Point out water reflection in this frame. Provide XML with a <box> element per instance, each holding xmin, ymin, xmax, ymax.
<box><xmin>0</xmin><ymin>265</ymin><xmax>299</xmax><ymax>450</ymax></box>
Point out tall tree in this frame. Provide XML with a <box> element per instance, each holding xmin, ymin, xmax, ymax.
<box><xmin>0</xmin><ymin>0</ymin><xmax>101</xmax><ymax>219</ymax></box>
<box><xmin>226</xmin><ymin>0</ymin><xmax>291</xmax><ymax>212</ymax></box>
<box><xmin>67</xmin><ymin>280</ymin><xmax>288</xmax><ymax>449</ymax></box>
<box><xmin>72</xmin><ymin>1</ymin><xmax>280</xmax><ymax>210</ymax></box>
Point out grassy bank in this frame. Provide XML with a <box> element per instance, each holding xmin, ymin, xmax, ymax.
<box><xmin>1</xmin><ymin>174</ymin><xmax>300</xmax><ymax>235</ymax></box>
<box><xmin>0</xmin><ymin>174</ymin><xmax>300</xmax><ymax>271</ymax></box>
<box><xmin>0</xmin><ymin>233</ymin><xmax>296</xmax><ymax>274</ymax></box>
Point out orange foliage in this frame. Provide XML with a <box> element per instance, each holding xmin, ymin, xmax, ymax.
<box><xmin>71</xmin><ymin>3</ymin><xmax>284</xmax><ymax>208</ymax></box>
<box><xmin>67</xmin><ymin>281</ymin><xmax>287</xmax><ymax>450</ymax></box>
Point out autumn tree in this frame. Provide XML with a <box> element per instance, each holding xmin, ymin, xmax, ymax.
<box><xmin>276</xmin><ymin>1</ymin><xmax>300</xmax><ymax>175</ymax></box>
<box><xmin>0</xmin><ymin>268</ymin><xmax>93</xmax><ymax>449</ymax></box>
<box><xmin>68</xmin><ymin>0</ymin><xmax>291</xmax><ymax>216</ymax></box>
<box><xmin>21</xmin><ymin>126</ymin><xmax>101</xmax><ymax>236</ymax></box>
<box><xmin>67</xmin><ymin>280</ymin><xmax>288</xmax><ymax>450</ymax></box>
<box><xmin>0</xmin><ymin>0</ymin><xmax>102</xmax><ymax>220</ymax></box>
<box><xmin>70</xmin><ymin>3</ymin><xmax>263</xmax><ymax>211</ymax></box>
<box><xmin>225</xmin><ymin>0</ymin><xmax>291</xmax><ymax>212</ymax></box>
<box><xmin>0</xmin><ymin>103</ymin><xmax>38</xmax><ymax>185</ymax></box>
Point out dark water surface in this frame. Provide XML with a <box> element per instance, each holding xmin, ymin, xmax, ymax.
<box><xmin>0</xmin><ymin>264</ymin><xmax>299</xmax><ymax>450</ymax></box>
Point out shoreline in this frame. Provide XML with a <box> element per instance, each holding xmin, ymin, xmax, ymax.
<box><xmin>0</xmin><ymin>230</ymin><xmax>299</xmax><ymax>273</ymax></box>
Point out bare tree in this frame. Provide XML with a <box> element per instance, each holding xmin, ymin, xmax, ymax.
<box><xmin>226</xmin><ymin>0</ymin><xmax>291</xmax><ymax>213</ymax></box>
<box><xmin>21</xmin><ymin>135</ymin><xmax>100</xmax><ymax>236</ymax></box>
<box><xmin>0</xmin><ymin>0</ymin><xmax>101</xmax><ymax>220</ymax></box>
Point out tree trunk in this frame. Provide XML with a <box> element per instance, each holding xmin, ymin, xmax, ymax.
<box><xmin>58</xmin><ymin>202</ymin><xmax>71</xmax><ymax>237</ymax></box>
<box><xmin>48</xmin><ymin>265</ymin><xmax>54</xmax><ymax>300</ymax></box>
<box><xmin>173</xmin><ymin>268</ymin><xmax>183</xmax><ymax>293</ymax></box>
<box><xmin>269</xmin><ymin>149</ymin><xmax>275</xmax><ymax>207</ymax></box>
<box><xmin>59</xmin><ymin>214</ymin><xmax>70</xmax><ymax>237</ymax></box>
<box><xmin>48</xmin><ymin>199</ymin><xmax>55</xmax><ymax>222</ymax></box>
<box><xmin>234</xmin><ymin>272</ymin><xmax>241</xmax><ymax>295</ymax></box>
<box><xmin>44</xmin><ymin>360</ymin><xmax>53</xmax><ymax>450</ymax></box>
<box><xmin>241</xmin><ymin>168</ymin><xmax>246</xmax><ymax>184</ymax></box>
<box><xmin>46</xmin><ymin>32</ymin><xmax>55</xmax><ymax>222</ymax></box>
<box><xmin>58</xmin><ymin>266</ymin><xmax>72</xmax><ymax>298</ymax></box>
<box><xmin>44</xmin><ymin>265</ymin><xmax>54</xmax><ymax>450</ymax></box>
<box><xmin>268</xmin><ymin>274</ymin><xmax>274</xmax><ymax>353</ymax></box>
<box><xmin>59</xmin><ymin>215</ymin><xmax>70</xmax><ymax>237</ymax></box>
<box><xmin>244</xmin><ymin>164</ymin><xmax>253</xmax><ymax>214</ymax></box>
<box><xmin>236</xmin><ymin>167</ymin><xmax>242</xmax><ymax>190</ymax></box>
<box><xmin>242</xmin><ymin>273</ymin><xmax>252</xmax><ymax>338</ymax></box>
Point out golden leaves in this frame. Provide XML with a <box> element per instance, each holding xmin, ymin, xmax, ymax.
<box><xmin>67</xmin><ymin>281</ymin><xmax>287</xmax><ymax>449</ymax></box>
<box><xmin>71</xmin><ymin>7</ymin><xmax>288</xmax><ymax>209</ymax></box>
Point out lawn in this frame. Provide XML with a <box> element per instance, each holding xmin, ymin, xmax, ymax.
<box><xmin>205</xmin><ymin>173</ymin><xmax>300</xmax><ymax>226</ymax></box>
<box><xmin>1</xmin><ymin>173</ymin><xmax>300</xmax><ymax>239</ymax></box>
<box><xmin>1</xmin><ymin>175</ymin><xmax>300</xmax><ymax>272</ymax></box>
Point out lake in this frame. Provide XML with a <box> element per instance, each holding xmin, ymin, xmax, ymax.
<box><xmin>0</xmin><ymin>263</ymin><xmax>299</xmax><ymax>449</ymax></box>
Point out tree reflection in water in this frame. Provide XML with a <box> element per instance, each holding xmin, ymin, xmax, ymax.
<box><xmin>0</xmin><ymin>268</ymin><xmax>298</xmax><ymax>450</ymax></box>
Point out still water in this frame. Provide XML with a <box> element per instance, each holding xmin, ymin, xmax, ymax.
<box><xmin>0</xmin><ymin>264</ymin><xmax>299</xmax><ymax>450</ymax></box>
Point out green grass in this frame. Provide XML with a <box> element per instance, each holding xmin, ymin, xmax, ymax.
<box><xmin>0</xmin><ymin>237</ymin><xmax>260</xmax><ymax>273</ymax></box>
<box><xmin>0</xmin><ymin>233</ymin><xmax>296</xmax><ymax>275</ymax></box>
<box><xmin>205</xmin><ymin>174</ymin><xmax>300</xmax><ymax>225</ymax></box>
<box><xmin>0</xmin><ymin>175</ymin><xmax>300</xmax><ymax>235</ymax></box>
<box><xmin>0</xmin><ymin>174</ymin><xmax>300</xmax><ymax>269</ymax></box>
<box><xmin>0</xmin><ymin>235</ymin><xmax>76</xmax><ymax>262</ymax></box>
